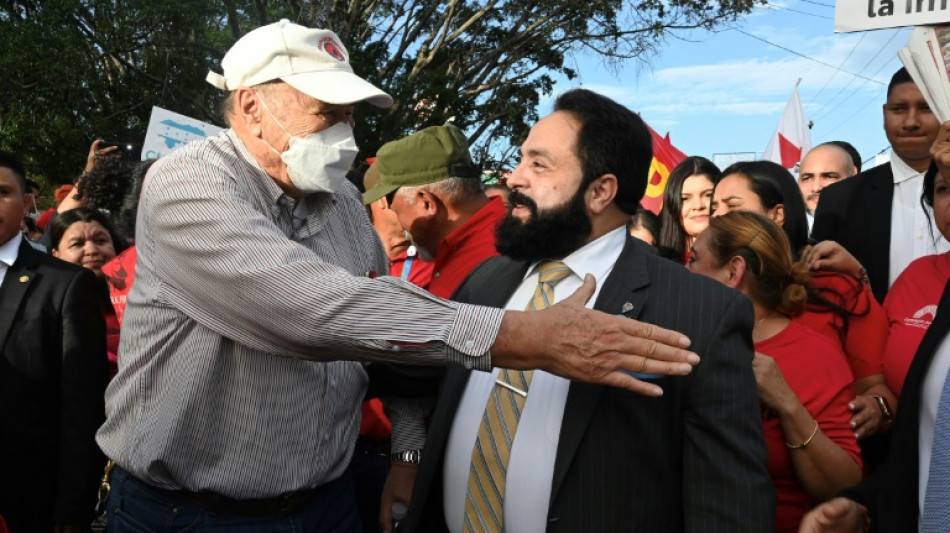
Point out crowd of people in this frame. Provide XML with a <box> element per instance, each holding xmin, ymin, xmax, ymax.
<box><xmin>1</xmin><ymin>17</ymin><xmax>949</xmax><ymax>533</ymax></box>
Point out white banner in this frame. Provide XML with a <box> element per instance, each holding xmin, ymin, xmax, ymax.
<box><xmin>835</xmin><ymin>0</ymin><xmax>950</xmax><ymax>33</ymax></box>
<box><xmin>142</xmin><ymin>106</ymin><xmax>224</xmax><ymax>160</ymax></box>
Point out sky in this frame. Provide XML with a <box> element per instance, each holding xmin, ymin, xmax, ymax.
<box><xmin>544</xmin><ymin>0</ymin><xmax>913</xmax><ymax>169</ymax></box>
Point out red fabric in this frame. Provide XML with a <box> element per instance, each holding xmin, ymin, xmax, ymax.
<box><xmin>35</xmin><ymin>207</ymin><xmax>56</xmax><ymax>231</ymax></box>
<box><xmin>883</xmin><ymin>253</ymin><xmax>950</xmax><ymax>396</ymax></box>
<box><xmin>755</xmin><ymin>319</ymin><xmax>861</xmax><ymax>533</ymax></box>
<box><xmin>778</xmin><ymin>133</ymin><xmax>803</xmax><ymax>169</ymax></box>
<box><xmin>359</xmin><ymin>399</ymin><xmax>392</xmax><ymax>442</ymax></box>
<box><xmin>641</xmin><ymin>125</ymin><xmax>688</xmax><ymax>215</ymax></box>
<box><xmin>102</xmin><ymin>246</ymin><xmax>137</xmax><ymax>326</ymax></box>
<box><xmin>798</xmin><ymin>271</ymin><xmax>887</xmax><ymax>380</ymax></box>
<box><xmin>426</xmin><ymin>196</ymin><xmax>506</xmax><ymax>299</ymax></box>
<box><xmin>389</xmin><ymin>249</ymin><xmax>434</xmax><ymax>288</ymax></box>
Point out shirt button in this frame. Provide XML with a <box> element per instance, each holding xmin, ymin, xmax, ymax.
<box><xmin>464</xmin><ymin>339</ymin><xmax>475</xmax><ymax>349</ymax></box>
<box><xmin>390</xmin><ymin>345</ymin><xmax>401</xmax><ymax>352</ymax></box>
<box><xmin>330</xmin><ymin>379</ymin><xmax>337</xmax><ymax>387</ymax></box>
<box><xmin>464</xmin><ymin>360</ymin><xmax>473</xmax><ymax>369</ymax></box>
<box><xmin>434</xmin><ymin>272</ymin><xmax>440</xmax><ymax>278</ymax></box>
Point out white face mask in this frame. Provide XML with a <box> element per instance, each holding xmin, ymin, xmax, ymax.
<box><xmin>258</xmin><ymin>96</ymin><xmax>359</xmax><ymax>195</ymax></box>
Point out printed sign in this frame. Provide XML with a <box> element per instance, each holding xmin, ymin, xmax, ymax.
<box><xmin>142</xmin><ymin>106</ymin><xmax>224</xmax><ymax>160</ymax></box>
<box><xmin>835</xmin><ymin>0</ymin><xmax>950</xmax><ymax>33</ymax></box>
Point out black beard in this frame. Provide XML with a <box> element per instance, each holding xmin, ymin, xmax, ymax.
<box><xmin>495</xmin><ymin>187</ymin><xmax>592</xmax><ymax>262</ymax></box>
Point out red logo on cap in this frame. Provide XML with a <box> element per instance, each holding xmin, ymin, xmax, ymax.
<box><xmin>320</xmin><ymin>37</ymin><xmax>346</xmax><ymax>62</ymax></box>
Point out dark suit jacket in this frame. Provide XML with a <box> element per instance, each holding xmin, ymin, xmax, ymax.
<box><xmin>811</xmin><ymin>163</ymin><xmax>893</xmax><ymax>303</ymax></box>
<box><xmin>0</xmin><ymin>240</ymin><xmax>108</xmax><ymax>531</ymax></box>
<box><xmin>844</xmin><ymin>279</ymin><xmax>950</xmax><ymax>531</ymax></box>
<box><xmin>404</xmin><ymin>236</ymin><xmax>775</xmax><ymax>532</ymax></box>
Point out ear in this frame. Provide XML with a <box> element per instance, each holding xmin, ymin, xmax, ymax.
<box><xmin>51</xmin><ymin>247</ymin><xmax>60</xmax><ymax>258</ymax></box>
<box><xmin>415</xmin><ymin>189</ymin><xmax>440</xmax><ymax>218</ymax></box>
<box><xmin>723</xmin><ymin>255</ymin><xmax>748</xmax><ymax>290</ymax></box>
<box><xmin>767</xmin><ymin>203</ymin><xmax>785</xmax><ymax>226</ymax></box>
<box><xmin>586</xmin><ymin>174</ymin><xmax>619</xmax><ymax>215</ymax></box>
<box><xmin>235</xmin><ymin>87</ymin><xmax>264</xmax><ymax>137</ymax></box>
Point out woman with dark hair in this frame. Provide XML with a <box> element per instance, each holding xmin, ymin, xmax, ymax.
<box><xmin>656</xmin><ymin>156</ymin><xmax>720</xmax><ymax>262</ymax></box>
<box><xmin>688</xmin><ymin>211</ymin><xmax>861</xmax><ymax>533</ymax></box>
<box><xmin>50</xmin><ymin>207</ymin><xmax>128</xmax><ymax>376</ymax></box>
<box><xmin>712</xmin><ymin>160</ymin><xmax>810</xmax><ymax>256</ymax></box>
<box><xmin>711</xmin><ymin>161</ymin><xmax>897</xmax><ymax>443</ymax></box>
<box><xmin>627</xmin><ymin>207</ymin><xmax>660</xmax><ymax>246</ymax></box>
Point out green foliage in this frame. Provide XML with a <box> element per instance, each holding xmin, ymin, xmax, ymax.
<box><xmin>0</xmin><ymin>0</ymin><xmax>760</xmax><ymax>186</ymax></box>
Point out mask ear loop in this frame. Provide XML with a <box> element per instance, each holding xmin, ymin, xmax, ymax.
<box><xmin>254</xmin><ymin>90</ymin><xmax>294</xmax><ymax>157</ymax></box>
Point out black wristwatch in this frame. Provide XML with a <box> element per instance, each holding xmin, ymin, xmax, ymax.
<box><xmin>391</xmin><ymin>449</ymin><xmax>423</xmax><ymax>464</ymax></box>
<box><xmin>871</xmin><ymin>395</ymin><xmax>894</xmax><ymax>425</ymax></box>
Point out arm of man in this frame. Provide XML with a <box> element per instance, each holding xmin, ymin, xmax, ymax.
<box><xmin>683</xmin><ymin>293</ymin><xmax>775</xmax><ymax>532</ymax></box>
<box><xmin>54</xmin><ymin>268</ymin><xmax>108</xmax><ymax>526</ymax></box>
<box><xmin>143</xmin><ymin>153</ymin><xmax>696</xmax><ymax>392</ymax></box>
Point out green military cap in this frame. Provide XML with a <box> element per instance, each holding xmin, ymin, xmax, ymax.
<box><xmin>362</xmin><ymin>124</ymin><xmax>479</xmax><ymax>204</ymax></box>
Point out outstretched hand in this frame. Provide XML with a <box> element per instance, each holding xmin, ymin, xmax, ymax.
<box><xmin>491</xmin><ymin>274</ymin><xmax>698</xmax><ymax>397</ymax></box>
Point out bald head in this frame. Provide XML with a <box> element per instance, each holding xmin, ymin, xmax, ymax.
<box><xmin>798</xmin><ymin>143</ymin><xmax>855</xmax><ymax>213</ymax></box>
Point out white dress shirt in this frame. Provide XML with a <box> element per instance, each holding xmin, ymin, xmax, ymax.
<box><xmin>443</xmin><ymin>226</ymin><xmax>627</xmax><ymax>533</ymax></box>
<box><xmin>889</xmin><ymin>155</ymin><xmax>950</xmax><ymax>288</ymax></box>
<box><xmin>919</xmin><ymin>335</ymin><xmax>950</xmax><ymax>527</ymax></box>
<box><xmin>0</xmin><ymin>232</ymin><xmax>22</xmax><ymax>290</ymax></box>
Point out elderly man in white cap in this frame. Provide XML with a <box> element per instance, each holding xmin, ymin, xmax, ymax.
<box><xmin>95</xmin><ymin>20</ymin><xmax>699</xmax><ymax>531</ymax></box>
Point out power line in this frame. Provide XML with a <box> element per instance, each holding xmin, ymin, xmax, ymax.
<box><xmin>798</xmin><ymin>0</ymin><xmax>836</xmax><ymax>7</ymax></box>
<box><xmin>727</xmin><ymin>25</ymin><xmax>886</xmax><ymax>85</ymax></box>
<box><xmin>763</xmin><ymin>2</ymin><xmax>834</xmax><ymax>19</ymax></box>
<box><xmin>808</xmin><ymin>32</ymin><xmax>867</xmax><ymax>104</ymax></box>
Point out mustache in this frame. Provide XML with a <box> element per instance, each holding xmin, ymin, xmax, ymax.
<box><xmin>507</xmin><ymin>190</ymin><xmax>537</xmax><ymax>212</ymax></box>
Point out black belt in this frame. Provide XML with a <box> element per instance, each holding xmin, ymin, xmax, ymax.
<box><xmin>112</xmin><ymin>465</ymin><xmax>332</xmax><ymax>517</ymax></box>
<box><xmin>177</xmin><ymin>487</ymin><xmax>323</xmax><ymax>516</ymax></box>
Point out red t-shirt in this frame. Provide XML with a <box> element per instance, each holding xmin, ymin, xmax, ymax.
<box><xmin>755</xmin><ymin>319</ymin><xmax>861</xmax><ymax>533</ymax></box>
<box><xmin>102</xmin><ymin>245</ymin><xmax>137</xmax><ymax>325</ymax></box>
<box><xmin>426</xmin><ymin>196</ymin><xmax>506</xmax><ymax>299</ymax></box>
<box><xmin>798</xmin><ymin>271</ymin><xmax>887</xmax><ymax>380</ymax></box>
<box><xmin>882</xmin><ymin>253</ymin><xmax>950</xmax><ymax>396</ymax></box>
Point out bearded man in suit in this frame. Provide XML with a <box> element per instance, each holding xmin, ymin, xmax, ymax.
<box><xmin>402</xmin><ymin>89</ymin><xmax>774</xmax><ymax>533</ymax></box>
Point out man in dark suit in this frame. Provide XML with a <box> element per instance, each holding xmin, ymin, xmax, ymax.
<box><xmin>403</xmin><ymin>89</ymin><xmax>774</xmax><ymax>532</ymax></box>
<box><xmin>0</xmin><ymin>151</ymin><xmax>108</xmax><ymax>531</ymax></box>
<box><xmin>812</xmin><ymin>68</ymin><xmax>943</xmax><ymax>303</ymax></box>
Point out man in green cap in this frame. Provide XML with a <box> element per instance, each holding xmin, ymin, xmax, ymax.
<box><xmin>363</xmin><ymin>124</ymin><xmax>507</xmax><ymax>298</ymax></box>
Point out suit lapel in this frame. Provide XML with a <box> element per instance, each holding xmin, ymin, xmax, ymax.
<box><xmin>0</xmin><ymin>242</ymin><xmax>40</xmax><ymax>350</ymax></box>
<box><xmin>549</xmin><ymin>236</ymin><xmax>651</xmax><ymax>502</ymax></box>
<box><xmin>866</xmin><ymin>165</ymin><xmax>894</xmax><ymax>299</ymax></box>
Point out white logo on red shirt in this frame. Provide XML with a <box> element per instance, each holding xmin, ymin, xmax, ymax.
<box><xmin>905</xmin><ymin>304</ymin><xmax>938</xmax><ymax>329</ymax></box>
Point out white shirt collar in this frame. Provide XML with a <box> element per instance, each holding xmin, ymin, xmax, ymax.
<box><xmin>525</xmin><ymin>225</ymin><xmax>627</xmax><ymax>285</ymax></box>
<box><xmin>0</xmin><ymin>232</ymin><xmax>22</xmax><ymax>268</ymax></box>
<box><xmin>891</xmin><ymin>153</ymin><xmax>922</xmax><ymax>184</ymax></box>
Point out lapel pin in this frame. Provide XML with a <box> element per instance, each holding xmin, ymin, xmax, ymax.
<box><xmin>621</xmin><ymin>302</ymin><xmax>634</xmax><ymax>313</ymax></box>
<box><xmin>19</xmin><ymin>276</ymin><xmax>29</xmax><ymax>283</ymax></box>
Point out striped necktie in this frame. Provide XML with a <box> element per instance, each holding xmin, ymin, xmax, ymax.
<box><xmin>922</xmin><ymin>370</ymin><xmax>950</xmax><ymax>531</ymax></box>
<box><xmin>463</xmin><ymin>261</ymin><xmax>572</xmax><ymax>532</ymax></box>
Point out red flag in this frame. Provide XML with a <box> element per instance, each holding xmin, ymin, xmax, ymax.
<box><xmin>641</xmin><ymin>125</ymin><xmax>687</xmax><ymax>215</ymax></box>
<box><xmin>763</xmin><ymin>83</ymin><xmax>811</xmax><ymax>170</ymax></box>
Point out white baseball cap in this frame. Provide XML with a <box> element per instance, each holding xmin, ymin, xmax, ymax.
<box><xmin>206</xmin><ymin>19</ymin><xmax>392</xmax><ymax>108</ymax></box>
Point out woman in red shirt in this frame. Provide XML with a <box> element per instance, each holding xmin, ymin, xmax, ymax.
<box><xmin>689</xmin><ymin>211</ymin><xmax>862</xmax><ymax>533</ymax></box>
<box><xmin>712</xmin><ymin>160</ymin><xmax>895</xmax><ymax>442</ymax></box>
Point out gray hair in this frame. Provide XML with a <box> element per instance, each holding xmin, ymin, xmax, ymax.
<box><xmin>397</xmin><ymin>176</ymin><xmax>484</xmax><ymax>205</ymax></box>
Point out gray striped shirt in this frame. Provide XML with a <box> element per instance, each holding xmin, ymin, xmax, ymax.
<box><xmin>96</xmin><ymin>130</ymin><xmax>503</xmax><ymax>499</ymax></box>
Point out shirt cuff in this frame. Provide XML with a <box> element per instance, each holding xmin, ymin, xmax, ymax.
<box><xmin>444</xmin><ymin>304</ymin><xmax>504</xmax><ymax>372</ymax></box>
<box><xmin>385</xmin><ymin>397</ymin><xmax>434</xmax><ymax>453</ymax></box>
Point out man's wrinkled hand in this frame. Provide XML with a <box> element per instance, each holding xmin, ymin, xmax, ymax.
<box><xmin>492</xmin><ymin>274</ymin><xmax>698</xmax><ymax>397</ymax></box>
<box><xmin>380</xmin><ymin>461</ymin><xmax>416</xmax><ymax>533</ymax></box>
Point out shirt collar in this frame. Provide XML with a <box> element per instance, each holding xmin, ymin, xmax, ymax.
<box><xmin>0</xmin><ymin>232</ymin><xmax>23</xmax><ymax>268</ymax></box>
<box><xmin>526</xmin><ymin>225</ymin><xmax>627</xmax><ymax>283</ymax></box>
<box><xmin>891</xmin><ymin>153</ymin><xmax>922</xmax><ymax>184</ymax></box>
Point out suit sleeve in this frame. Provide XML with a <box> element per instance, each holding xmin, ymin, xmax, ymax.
<box><xmin>683</xmin><ymin>293</ymin><xmax>775</xmax><ymax>532</ymax></box>
<box><xmin>54</xmin><ymin>269</ymin><xmax>108</xmax><ymax>524</ymax></box>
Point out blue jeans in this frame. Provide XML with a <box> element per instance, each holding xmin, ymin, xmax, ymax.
<box><xmin>106</xmin><ymin>466</ymin><xmax>361</xmax><ymax>532</ymax></box>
